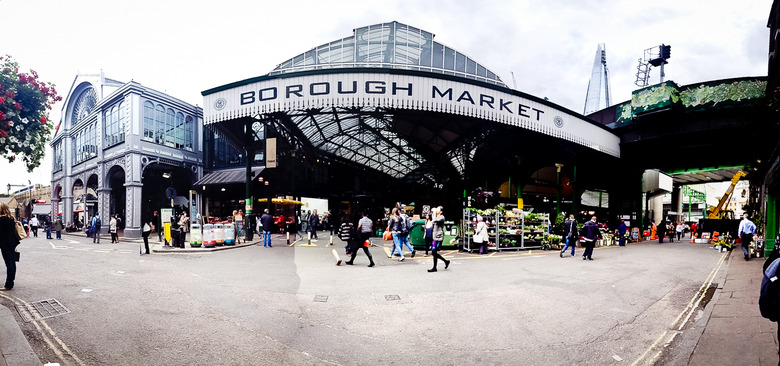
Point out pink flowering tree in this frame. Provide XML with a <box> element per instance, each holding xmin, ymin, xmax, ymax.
<box><xmin>0</xmin><ymin>55</ymin><xmax>62</xmax><ymax>171</ymax></box>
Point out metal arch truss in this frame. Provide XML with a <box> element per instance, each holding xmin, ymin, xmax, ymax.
<box><xmin>250</xmin><ymin>106</ymin><xmax>469</xmax><ymax>185</ymax></box>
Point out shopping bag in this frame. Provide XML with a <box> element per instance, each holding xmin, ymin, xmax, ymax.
<box><xmin>15</xmin><ymin>221</ymin><xmax>27</xmax><ymax>240</ymax></box>
<box><xmin>382</xmin><ymin>230</ymin><xmax>392</xmax><ymax>241</ymax></box>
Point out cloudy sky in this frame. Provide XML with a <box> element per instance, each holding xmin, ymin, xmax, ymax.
<box><xmin>0</xmin><ymin>0</ymin><xmax>770</xmax><ymax>193</ymax></box>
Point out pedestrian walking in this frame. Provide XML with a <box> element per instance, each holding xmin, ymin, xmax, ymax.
<box><xmin>357</xmin><ymin>211</ymin><xmax>373</xmax><ymax>249</ymax></box>
<box><xmin>109</xmin><ymin>215</ymin><xmax>118</xmax><ymax>243</ymax></box>
<box><xmin>667</xmin><ymin>221</ymin><xmax>675</xmax><ymax>242</ymax></box>
<box><xmin>657</xmin><ymin>219</ymin><xmax>666</xmax><ymax>243</ymax></box>
<box><xmin>178</xmin><ymin>212</ymin><xmax>189</xmax><ymax>247</ymax></box>
<box><xmin>398</xmin><ymin>209</ymin><xmax>416</xmax><ymax>257</ymax></box>
<box><xmin>579</xmin><ymin>216</ymin><xmax>601</xmax><ymax>261</ymax></box>
<box><xmin>690</xmin><ymin>222</ymin><xmax>698</xmax><ymax>239</ymax></box>
<box><xmin>30</xmin><ymin>216</ymin><xmax>39</xmax><ymax>238</ymax></box>
<box><xmin>90</xmin><ymin>214</ymin><xmax>101</xmax><ymax>243</ymax></box>
<box><xmin>308</xmin><ymin>209</ymin><xmax>320</xmax><ymax>239</ymax></box>
<box><xmin>428</xmin><ymin>206</ymin><xmax>451</xmax><ymax>272</ymax></box>
<box><xmin>650</xmin><ymin>219</ymin><xmax>657</xmax><ymax>240</ymax></box>
<box><xmin>387</xmin><ymin>208</ymin><xmax>405</xmax><ymax>261</ymax></box>
<box><xmin>344</xmin><ymin>215</ymin><xmax>375</xmax><ymax>267</ymax></box>
<box><xmin>738</xmin><ymin>213</ymin><xmax>757</xmax><ymax>261</ymax></box>
<box><xmin>474</xmin><ymin>215</ymin><xmax>489</xmax><ymax>255</ymax></box>
<box><xmin>234</xmin><ymin>210</ymin><xmax>244</xmax><ymax>244</ymax></box>
<box><xmin>43</xmin><ymin>217</ymin><xmax>51</xmax><ymax>239</ymax></box>
<box><xmin>141</xmin><ymin>220</ymin><xmax>152</xmax><ymax>255</ymax></box>
<box><xmin>54</xmin><ymin>216</ymin><xmax>63</xmax><ymax>240</ymax></box>
<box><xmin>618</xmin><ymin>219</ymin><xmax>628</xmax><ymax>246</ymax></box>
<box><xmin>675</xmin><ymin>221</ymin><xmax>685</xmax><ymax>242</ymax></box>
<box><xmin>560</xmin><ymin>214</ymin><xmax>578</xmax><ymax>257</ymax></box>
<box><xmin>0</xmin><ymin>203</ymin><xmax>19</xmax><ymax>291</ymax></box>
<box><xmin>259</xmin><ymin>209</ymin><xmax>274</xmax><ymax>247</ymax></box>
<box><xmin>423</xmin><ymin>214</ymin><xmax>434</xmax><ymax>256</ymax></box>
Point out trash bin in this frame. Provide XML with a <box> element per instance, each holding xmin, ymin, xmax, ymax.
<box><xmin>190</xmin><ymin>223</ymin><xmax>202</xmax><ymax>247</ymax></box>
<box><xmin>214</xmin><ymin>224</ymin><xmax>225</xmax><ymax>246</ymax></box>
<box><xmin>224</xmin><ymin>223</ymin><xmax>235</xmax><ymax>246</ymax></box>
<box><xmin>202</xmin><ymin>224</ymin><xmax>215</xmax><ymax>248</ymax></box>
<box><xmin>409</xmin><ymin>220</ymin><xmax>426</xmax><ymax>247</ymax></box>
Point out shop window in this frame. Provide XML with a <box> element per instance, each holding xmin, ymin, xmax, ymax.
<box><xmin>143</xmin><ymin>101</ymin><xmax>154</xmax><ymax>141</ymax></box>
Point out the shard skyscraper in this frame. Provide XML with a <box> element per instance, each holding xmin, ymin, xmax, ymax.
<box><xmin>583</xmin><ymin>43</ymin><xmax>612</xmax><ymax>115</ymax></box>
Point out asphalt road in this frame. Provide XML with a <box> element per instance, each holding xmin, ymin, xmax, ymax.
<box><xmin>0</xmin><ymin>234</ymin><xmax>726</xmax><ymax>366</ymax></box>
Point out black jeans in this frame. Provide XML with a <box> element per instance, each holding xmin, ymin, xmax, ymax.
<box><xmin>431</xmin><ymin>241</ymin><xmax>449</xmax><ymax>269</ymax></box>
<box><xmin>349</xmin><ymin>246</ymin><xmax>374</xmax><ymax>264</ymax></box>
<box><xmin>2</xmin><ymin>247</ymin><xmax>16</xmax><ymax>289</ymax></box>
<box><xmin>142</xmin><ymin>231</ymin><xmax>150</xmax><ymax>254</ymax></box>
<box><xmin>582</xmin><ymin>242</ymin><xmax>594</xmax><ymax>259</ymax></box>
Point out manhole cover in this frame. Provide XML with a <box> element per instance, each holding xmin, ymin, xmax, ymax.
<box><xmin>313</xmin><ymin>295</ymin><xmax>329</xmax><ymax>303</ymax></box>
<box><xmin>16</xmin><ymin>299</ymin><xmax>71</xmax><ymax>322</ymax></box>
<box><xmin>385</xmin><ymin>295</ymin><xmax>401</xmax><ymax>301</ymax></box>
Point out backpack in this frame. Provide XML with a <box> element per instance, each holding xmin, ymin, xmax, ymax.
<box><xmin>399</xmin><ymin>214</ymin><xmax>410</xmax><ymax>234</ymax></box>
<box><xmin>94</xmin><ymin>217</ymin><xmax>102</xmax><ymax>228</ymax></box>
<box><xmin>760</xmin><ymin>257</ymin><xmax>780</xmax><ymax>322</ymax></box>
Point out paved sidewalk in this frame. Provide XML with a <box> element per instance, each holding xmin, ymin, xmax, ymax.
<box><xmin>0</xmin><ymin>304</ymin><xmax>41</xmax><ymax>366</ymax></box>
<box><xmin>688</xmin><ymin>247</ymin><xmax>779</xmax><ymax>365</ymax></box>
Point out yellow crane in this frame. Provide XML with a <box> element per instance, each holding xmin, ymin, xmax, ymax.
<box><xmin>706</xmin><ymin>170</ymin><xmax>747</xmax><ymax>219</ymax></box>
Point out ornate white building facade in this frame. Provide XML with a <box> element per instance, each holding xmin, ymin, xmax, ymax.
<box><xmin>50</xmin><ymin>73</ymin><xmax>203</xmax><ymax>237</ymax></box>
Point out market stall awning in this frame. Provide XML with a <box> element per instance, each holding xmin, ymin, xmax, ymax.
<box><xmin>257</xmin><ymin>198</ymin><xmax>303</xmax><ymax>205</ymax></box>
<box><xmin>32</xmin><ymin>204</ymin><xmax>51</xmax><ymax>215</ymax></box>
<box><xmin>194</xmin><ymin>167</ymin><xmax>264</xmax><ymax>186</ymax></box>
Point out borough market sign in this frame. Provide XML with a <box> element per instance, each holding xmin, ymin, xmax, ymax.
<box><xmin>203</xmin><ymin>71</ymin><xmax>620</xmax><ymax>158</ymax></box>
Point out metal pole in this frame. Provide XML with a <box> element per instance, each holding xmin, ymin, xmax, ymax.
<box><xmin>660</xmin><ymin>63</ymin><xmax>665</xmax><ymax>83</ymax></box>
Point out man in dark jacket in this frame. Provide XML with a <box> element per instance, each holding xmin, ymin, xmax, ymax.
<box><xmin>560</xmin><ymin>214</ymin><xmax>578</xmax><ymax>258</ymax></box>
<box><xmin>580</xmin><ymin>216</ymin><xmax>601</xmax><ymax>261</ymax></box>
<box><xmin>657</xmin><ymin>219</ymin><xmax>667</xmax><ymax>244</ymax></box>
<box><xmin>259</xmin><ymin>209</ymin><xmax>274</xmax><ymax>247</ymax></box>
<box><xmin>309</xmin><ymin>209</ymin><xmax>319</xmax><ymax>239</ymax></box>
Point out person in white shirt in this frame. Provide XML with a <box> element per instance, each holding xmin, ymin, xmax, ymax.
<box><xmin>675</xmin><ymin>222</ymin><xmax>685</xmax><ymax>241</ymax></box>
<box><xmin>29</xmin><ymin>216</ymin><xmax>40</xmax><ymax>238</ymax></box>
<box><xmin>738</xmin><ymin>213</ymin><xmax>757</xmax><ymax>261</ymax></box>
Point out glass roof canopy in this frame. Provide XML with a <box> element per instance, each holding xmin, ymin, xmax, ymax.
<box><xmin>270</xmin><ymin>21</ymin><xmax>506</xmax><ymax>87</ymax></box>
<box><xmin>284</xmin><ymin>107</ymin><xmax>427</xmax><ymax>180</ymax></box>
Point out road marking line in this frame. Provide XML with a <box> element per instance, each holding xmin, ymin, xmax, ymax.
<box><xmin>0</xmin><ymin>292</ymin><xmax>86</xmax><ymax>365</ymax></box>
<box><xmin>632</xmin><ymin>251</ymin><xmax>726</xmax><ymax>366</ymax></box>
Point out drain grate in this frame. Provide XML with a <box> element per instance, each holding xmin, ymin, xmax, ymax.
<box><xmin>313</xmin><ymin>295</ymin><xmax>329</xmax><ymax>303</ymax></box>
<box><xmin>385</xmin><ymin>295</ymin><xmax>401</xmax><ymax>301</ymax></box>
<box><xmin>16</xmin><ymin>299</ymin><xmax>71</xmax><ymax>322</ymax></box>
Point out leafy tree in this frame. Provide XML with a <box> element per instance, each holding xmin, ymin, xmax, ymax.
<box><xmin>0</xmin><ymin>55</ymin><xmax>61</xmax><ymax>171</ymax></box>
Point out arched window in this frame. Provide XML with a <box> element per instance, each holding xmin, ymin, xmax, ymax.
<box><xmin>174</xmin><ymin>112</ymin><xmax>184</xmax><ymax>149</ymax></box>
<box><xmin>118</xmin><ymin>101</ymin><xmax>125</xmax><ymax>143</ymax></box>
<box><xmin>143</xmin><ymin>101</ymin><xmax>154</xmax><ymax>141</ymax></box>
<box><xmin>155</xmin><ymin>105</ymin><xmax>165</xmax><ymax>145</ymax></box>
<box><xmin>104</xmin><ymin>105</ymin><xmax>116</xmax><ymax>147</ymax></box>
<box><xmin>165</xmin><ymin>108</ymin><xmax>175</xmax><ymax>147</ymax></box>
<box><xmin>185</xmin><ymin>115</ymin><xmax>194</xmax><ymax>151</ymax></box>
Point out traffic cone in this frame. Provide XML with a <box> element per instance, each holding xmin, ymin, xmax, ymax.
<box><xmin>690</xmin><ymin>235</ymin><xmax>695</xmax><ymax>243</ymax></box>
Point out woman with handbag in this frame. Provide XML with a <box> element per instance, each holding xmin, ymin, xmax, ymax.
<box><xmin>0</xmin><ymin>202</ymin><xmax>20</xmax><ymax>291</ymax></box>
<box><xmin>473</xmin><ymin>215</ymin><xmax>489</xmax><ymax>255</ymax></box>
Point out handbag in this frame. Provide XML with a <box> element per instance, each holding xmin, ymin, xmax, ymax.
<box><xmin>15</xmin><ymin>221</ymin><xmax>27</xmax><ymax>240</ymax></box>
<box><xmin>382</xmin><ymin>230</ymin><xmax>392</xmax><ymax>241</ymax></box>
<box><xmin>143</xmin><ymin>223</ymin><xmax>151</xmax><ymax>233</ymax></box>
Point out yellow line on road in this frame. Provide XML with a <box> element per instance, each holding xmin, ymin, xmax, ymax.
<box><xmin>632</xmin><ymin>251</ymin><xmax>727</xmax><ymax>366</ymax></box>
<box><xmin>0</xmin><ymin>292</ymin><xmax>86</xmax><ymax>366</ymax></box>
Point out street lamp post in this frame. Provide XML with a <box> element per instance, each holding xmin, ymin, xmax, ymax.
<box><xmin>28</xmin><ymin>180</ymin><xmax>32</xmax><ymax>220</ymax></box>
